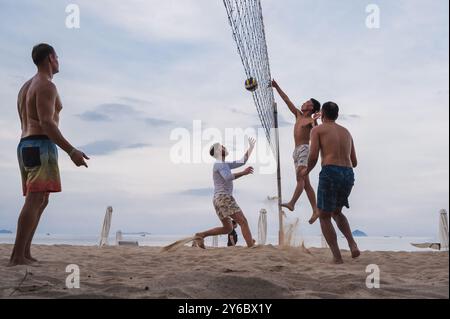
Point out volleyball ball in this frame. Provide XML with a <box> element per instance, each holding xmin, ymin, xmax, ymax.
<box><xmin>245</xmin><ymin>77</ymin><xmax>258</xmax><ymax>92</ymax></box>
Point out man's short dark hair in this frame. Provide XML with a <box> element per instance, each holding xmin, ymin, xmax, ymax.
<box><xmin>322</xmin><ymin>102</ymin><xmax>339</xmax><ymax>121</ymax></box>
<box><xmin>32</xmin><ymin>43</ymin><xmax>55</xmax><ymax>66</ymax></box>
<box><xmin>209</xmin><ymin>143</ymin><xmax>221</xmax><ymax>157</ymax></box>
<box><xmin>310</xmin><ymin>98</ymin><xmax>321</xmax><ymax>113</ymax></box>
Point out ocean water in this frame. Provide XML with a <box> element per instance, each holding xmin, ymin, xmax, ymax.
<box><xmin>0</xmin><ymin>233</ymin><xmax>438</xmax><ymax>252</ymax></box>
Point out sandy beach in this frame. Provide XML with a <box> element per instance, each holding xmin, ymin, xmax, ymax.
<box><xmin>0</xmin><ymin>244</ymin><xmax>448</xmax><ymax>299</ymax></box>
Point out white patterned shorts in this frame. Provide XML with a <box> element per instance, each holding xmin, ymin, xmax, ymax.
<box><xmin>293</xmin><ymin>144</ymin><xmax>310</xmax><ymax>169</ymax></box>
<box><xmin>213</xmin><ymin>194</ymin><xmax>242</xmax><ymax>220</ymax></box>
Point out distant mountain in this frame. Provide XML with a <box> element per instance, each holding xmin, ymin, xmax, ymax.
<box><xmin>0</xmin><ymin>229</ymin><xmax>12</xmax><ymax>234</ymax></box>
<box><xmin>352</xmin><ymin>230</ymin><xmax>368</xmax><ymax>237</ymax></box>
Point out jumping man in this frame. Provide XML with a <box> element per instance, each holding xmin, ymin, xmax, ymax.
<box><xmin>272</xmin><ymin>79</ymin><xmax>321</xmax><ymax>224</ymax></box>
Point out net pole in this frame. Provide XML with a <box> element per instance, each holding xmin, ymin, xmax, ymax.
<box><xmin>273</xmin><ymin>102</ymin><xmax>284</xmax><ymax>246</ymax></box>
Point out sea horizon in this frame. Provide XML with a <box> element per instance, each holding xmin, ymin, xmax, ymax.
<box><xmin>0</xmin><ymin>233</ymin><xmax>437</xmax><ymax>252</ymax></box>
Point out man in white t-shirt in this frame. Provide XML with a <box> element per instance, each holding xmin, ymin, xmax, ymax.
<box><xmin>194</xmin><ymin>138</ymin><xmax>256</xmax><ymax>248</ymax></box>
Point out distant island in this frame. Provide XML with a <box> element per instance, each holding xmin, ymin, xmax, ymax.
<box><xmin>352</xmin><ymin>230</ymin><xmax>368</xmax><ymax>237</ymax></box>
<box><xmin>0</xmin><ymin>229</ymin><xmax>13</xmax><ymax>234</ymax></box>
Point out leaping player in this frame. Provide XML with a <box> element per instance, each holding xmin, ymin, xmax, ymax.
<box><xmin>271</xmin><ymin>79</ymin><xmax>321</xmax><ymax>224</ymax></box>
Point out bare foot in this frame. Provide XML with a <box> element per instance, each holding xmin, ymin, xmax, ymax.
<box><xmin>308</xmin><ymin>211</ymin><xmax>320</xmax><ymax>225</ymax></box>
<box><xmin>193</xmin><ymin>235</ymin><xmax>206</xmax><ymax>249</ymax></box>
<box><xmin>248</xmin><ymin>239</ymin><xmax>257</xmax><ymax>248</ymax></box>
<box><xmin>281</xmin><ymin>203</ymin><xmax>294</xmax><ymax>212</ymax></box>
<box><xmin>8</xmin><ymin>257</ymin><xmax>34</xmax><ymax>267</ymax></box>
<box><xmin>350</xmin><ymin>243</ymin><xmax>361</xmax><ymax>259</ymax></box>
<box><xmin>333</xmin><ymin>257</ymin><xmax>344</xmax><ymax>265</ymax></box>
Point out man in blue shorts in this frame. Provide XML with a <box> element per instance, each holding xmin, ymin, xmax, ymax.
<box><xmin>301</xmin><ymin>102</ymin><xmax>360</xmax><ymax>264</ymax></box>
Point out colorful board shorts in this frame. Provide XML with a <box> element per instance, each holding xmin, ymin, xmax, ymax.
<box><xmin>317</xmin><ymin>165</ymin><xmax>355</xmax><ymax>213</ymax></box>
<box><xmin>17</xmin><ymin>135</ymin><xmax>61</xmax><ymax>196</ymax></box>
<box><xmin>213</xmin><ymin>194</ymin><xmax>242</xmax><ymax>220</ymax></box>
<box><xmin>293</xmin><ymin>144</ymin><xmax>310</xmax><ymax>169</ymax></box>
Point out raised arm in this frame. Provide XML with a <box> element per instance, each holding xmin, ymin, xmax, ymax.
<box><xmin>218</xmin><ymin>165</ymin><xmax>254</xmax><ymax>182</ymax></box>
<box><xmin>350</xmin><ymin>138</ymin><xmax>358</xmax><ymax>168</ymax></box>
<box><xmin>228</xmin><ymin>138</ymin><xmax>256</xmax><ymax>169</ymax></box>
<box><xmin>36</xmin><ymin>82</ymin><xmax>89</xmax><ymax>167</ymax></box>
<box><xmin>271</xmin><ymin>79</ymin><xmax>299</xmax><ymax>117</ymax></box>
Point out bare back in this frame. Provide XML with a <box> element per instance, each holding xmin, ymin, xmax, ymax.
<box><xmin>18</xmin><ymin>75</ymin><xmax>62</xmax><ymax>138</ymax></box>
<box><xmin>317</xmin><ymin>122</ymin><xmax>355</xmax><ymax>168</ymax></box>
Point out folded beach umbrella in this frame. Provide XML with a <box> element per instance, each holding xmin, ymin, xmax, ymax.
<box><xmin>99</xmin><ymin>206</ymin><xmax>113</xmax><ymax>247</ymax></box>
<box><xmin>439</xmin><ymin>209</ymin><xmax>449</xmax><ymax>251</ymax></box>
<box><xmin>258</xmin><ymin>209</ymin><xmax>267</xmax><ymax>245</ymax></box>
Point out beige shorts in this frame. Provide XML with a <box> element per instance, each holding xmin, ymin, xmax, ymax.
<box><xmin>213</xmin><ymin>194</ymin><xmax>242</xmax><ymax>220</ymax></box>
<box><xmin>293</xmin><ymin>144</ymin><xmax>310</xmax><ymax>169</ymax></box>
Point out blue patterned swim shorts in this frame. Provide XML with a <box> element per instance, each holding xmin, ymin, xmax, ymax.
<box><xmin>318</xmin><ymin>165</ymin><xmax>355</xmax><ymax>213</ymax></box>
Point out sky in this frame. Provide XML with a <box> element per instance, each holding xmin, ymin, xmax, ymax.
<box><xmin>0</xmin><ymin>0</ymin><xmax>448</xmax><ymax>238</ymax></box>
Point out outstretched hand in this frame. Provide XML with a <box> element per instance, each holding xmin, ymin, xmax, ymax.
<box><xmin>312</xmin><ymin>112</ymin><xmax>322</xmax><ymax>120</ymax></box>
<box><xmin>70</xmin><ymin>149</ymin><xmax>90</xmax><ymax>168</ymax></box>
<box><xmin>244</xmin><ymin>166</ymin><xmax>254</xmax><ymax>176</ymax></box>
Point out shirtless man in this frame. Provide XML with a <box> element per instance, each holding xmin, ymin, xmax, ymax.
<box><xmin>194</xmin><ymin>138</ymin><xmax>256</xmax><ymax>249</ymax></box>
<box><xmin>272</xmin><ymin>80</ymin><xmax>321</xmax><ymax>224</ymax></box>
<box><xmin>9</xmin><ymin>43</ymin><xmax>89</xmax><ymax>266</ymax></box>
<box><xmin>301</xmin><ymin>102</ymin><xmax>360</xmax><ymax>264</ymax></box>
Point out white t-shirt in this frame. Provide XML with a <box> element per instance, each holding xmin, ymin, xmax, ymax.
<box><xmin>213</xmin><ymin>158</ymin><xmax>246</xmax><ymax>197</ymax></box>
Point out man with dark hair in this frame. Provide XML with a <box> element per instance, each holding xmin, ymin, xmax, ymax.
<box><xmin>193</xmin><ymin>138</ymin><xmax>256</xmax><ymax>249</ymax></box>
<box><xmin>321</xmin><ymin>101</ymin><xmax>339</xmax><ymax>121</ymax></box>
<box><xmin>227</xmin><ymin>220</ymin><xmax>238</xmax><ymax>247</ymax></box>
<box><xmin>9</xmin><ymin>44</ymin><xmax>89</xmax><ymax>266</ymax></box>
<box><xmin>272</xmin><ymin>79</ymin><xmax>321</xmax><ymax>224</ymax></box>
<box><xmin>301</xmin><ymin>102</ymin><xmax>360</xmax><ymax>264</ymax></box>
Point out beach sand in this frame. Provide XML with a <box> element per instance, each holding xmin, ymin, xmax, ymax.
<box><xmin>0</xmin><ymin>244</ymin><xmax>448</xmax><ymax>299</ymax></box>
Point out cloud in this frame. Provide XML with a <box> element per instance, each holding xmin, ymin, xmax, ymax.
<box><xmin>80</xmin><ymin>0</ymin><xmax>226</xmax><ymax>42</ymax></box>
<box><xmin>178</xmin><ymin>188</ymin><xmax>214</xmax><ymax>197</ymax></box>
<box><xmin>119</xmin><ymin>96</ymin><xmax>153</xmax><ymax>105</ymax></box>
<box><xmin>339</xmin><ymin>114</ymin><xmax>362</xmax><ymax>121</ymax></box>
<box><xmin>80</xmin><ymin>140</ymin><xmax>151</xmax><ymax>156</ymax></box>
<box><xmin>78</xmin><ymin>103</ymin><xmax>174</xmax><ymax>127</ymax></box>
<box><xmin>144</xmin><ymin>118</ymin><xmax>173</xmax><ymax>127</ymax></box>
<box><xmin>77</xmin><ymin>103</ymin><xmax>135</xmax><ymax>122</ymax></box>
<box><xmin>77</xmin><ymin>111</ymin><xmax>111</xmax><ymax>122</ymax></box>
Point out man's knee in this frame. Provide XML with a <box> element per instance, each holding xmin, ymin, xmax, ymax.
<box><xmin>319</xmin><ymin>210</ymin><xmax>332</xmax><ymax>220</ymax></box>
<box><xmin>331</xmin><ymin>208</ymin><xmax>343</xmax><ymax>219</ymax></box>
<box><xmin>233</xmin><ymin>212</ymin><xmax>248</xmax><ymax>225</ymax></box>
<box><xmin>296</xmin><ymin>170</ymin><xmax>305</xmax><ymax>182</ymax></box>
<box><xmin>25</xmin><ymin>192</ymin><xmax>46</xmax><ymax>206</ymax></box>
<box><xmin>224</xmin><ymin>223</ymin><xmax>233</xmax><ymax>233</ymax></box>
<box><xmin>41</xmin><ymin>194</ymin><xmax>50</xmax><ymax>209</ymax></box>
